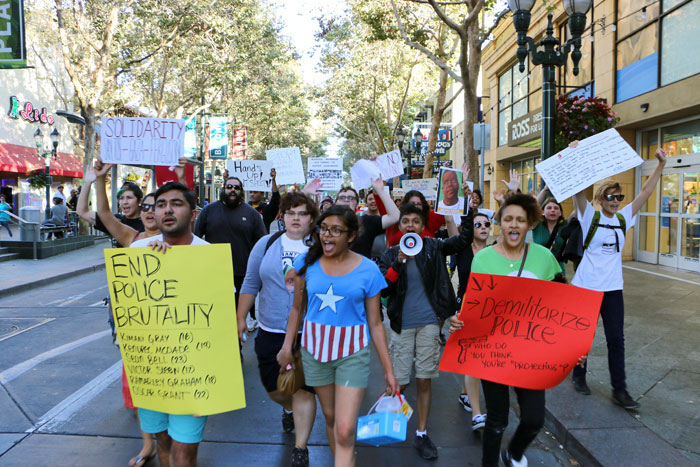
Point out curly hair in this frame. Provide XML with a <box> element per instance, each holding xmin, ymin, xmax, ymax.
<box><xmin>401</xmin><ymin>190</ymin><xmax>429</xmax><ymax>223</ymax></box>
<box><xmin>495</xmin><ymin>193</ymin><xmax>542</xmax><ymax>227</ymax></box>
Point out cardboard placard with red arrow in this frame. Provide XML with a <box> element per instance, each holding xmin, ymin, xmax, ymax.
<box><xmin>439</xmin><ymin>273</ymin><xmax>603</xmax><ymax>390</ymax></box>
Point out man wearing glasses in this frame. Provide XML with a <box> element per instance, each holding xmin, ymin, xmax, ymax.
<box><xmin>195</xmin><ymin>176</ymin><xmax>266</xmax><ymax>323</ymax></box>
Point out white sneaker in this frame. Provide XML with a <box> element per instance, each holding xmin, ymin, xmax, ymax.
<box><xmin>458</xmin><ymin>394</ymin><xmax>472</xmax><ymax>412</ymax></box>
<box><xmin>471</xmin><ymin>413</ymin><xmax>486</xmax><ymax>430</ymax></box>
<box><xmin>246</xmin><ymin>317</ymin><xmax>258</xmax><ymax>332</ymax></box>
<box><xmin>501</xmin><ymin>449</ymin><xmax>528</xmax><ymax>467</ymax></box>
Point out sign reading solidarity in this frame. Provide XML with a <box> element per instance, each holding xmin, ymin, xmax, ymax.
<box><xmin>226</xmin><ymin>160</ymin><xmax>274</xmax><ymax>192</ymax></box>
<box><xmin>440</xmin><ymin>273</ymin><xmax>603</xmax><ymax>390</ymax></box>
<box><xmin>101</xmin><ymin>117</ymin><xmax>185</xmax><ymax>166</ymax></box>
<box><xmin>104</xmin><ymin>244</ymin><xmax>245</xmax><ymax>415</ymax></box>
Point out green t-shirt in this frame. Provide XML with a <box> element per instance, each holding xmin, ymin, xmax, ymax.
<box><xmin>531</xmin><ymin>221</ymin><xmax>566</xmax><ymax>274</ymax></box>
<box><xmin>471</xmin><ymin>243</ymin><xmax>561</xmax><ymax>281</ymax></box>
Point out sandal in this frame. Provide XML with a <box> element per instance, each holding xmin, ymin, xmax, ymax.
<box><xmin>128</xmin><ymin>451</ymin><xmax>156</xmax><ymax>467</ymax></box>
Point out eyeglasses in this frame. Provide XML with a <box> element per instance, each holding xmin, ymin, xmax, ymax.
<box><xmin>285</xmin><ymin>210</ymin><xmax>310</xmax><ymax>218</ymax></box>
<box><xmin>141</xmin><ymin>203</ymin><xmax>155</xmax><ymax>212</ymax></box>
<box><xmin>337</xmin><ymin>195</ymin><xmax>357</xmax><ymax>202</ymax></box>
<box><xmin>317</xmin><ymin>225</ymin><xmax>348</xmax><ymax>237</ymax></box>
<box><xmin>226</xmin><ymin>184</ymin><xmax>242</xmax><ymax>191</ymax></box>
<box><xmin>604</xmin><ymin>194</ymin><xmax>625</xmax><ymax>202</ymax></box>
<box><xmin>474</xmin><ymin>221</ymin><xmax>491</xmax><ymax>228</ymax></box>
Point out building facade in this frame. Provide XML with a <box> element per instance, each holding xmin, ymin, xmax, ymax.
<box><xmin>475</xmin><ymin>0</ymin><xmax>700</xmax><ymax>273</ymax></box>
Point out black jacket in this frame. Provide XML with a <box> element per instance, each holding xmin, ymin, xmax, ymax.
<box><xmin>379</xmin><ymin>209</ymin><xmax>473</xmax><ymax>334</ymax></box>
<box><xmin>250</xmin><ymin>191</ymin><xmax>281</xmax><ymax>233</ymax></box>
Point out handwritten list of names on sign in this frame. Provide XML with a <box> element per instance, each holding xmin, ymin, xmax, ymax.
<box><xmin>535</xmin><ymin>129</ymin><xmax>643</xmax><ymax>203</ymax></box>
<box><xmin>101</xmin><ymin>117</ymin><xmax>185</xmax><ymax>166</ymax></box>
<box><xmin>105</xmin><ymin>244</ymin><xmax>245</xmax><ymax>416</ymax></box>
<box><xmin>307</xmin><ymin>157</ymin><xmax>344</xmax><ymax>191</ymax></box>
<box><xmin>439</xmin><ymin>273</ymin><xmax>603</xmax><ymax>390</ymax></box>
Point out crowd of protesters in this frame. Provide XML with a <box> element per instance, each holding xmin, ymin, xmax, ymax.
<box><xmin>81</xmin><ymin>146</ymin><xmax>667</xmax><ymax>467</ymax></box>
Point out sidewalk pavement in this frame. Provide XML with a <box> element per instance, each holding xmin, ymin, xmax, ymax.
<box><xmin>1</xmin><ymin>245</ymin><xmax>698</xmax><ymax>465</ymax></box>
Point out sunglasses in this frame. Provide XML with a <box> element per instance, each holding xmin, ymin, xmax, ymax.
<box><xmin>226</xmin><ymin>184</ymin><xmax>242</xmax><ymax>191</ymax></box>
<box><xmin>141</xmin><ymin>203</ymin><xmax>155</xmax><ymax>212</ymax></box>
<box><xmin>604</xmin><ymin>194</ymin><xmax>625</xmax><ymax>202</ymax></box>
<box><xmin>474</xmin><ymin>221</ymin><xmax>491</xmax><ymax>228</ymax></box>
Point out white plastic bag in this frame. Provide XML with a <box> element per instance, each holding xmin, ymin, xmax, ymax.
<box><xmin>369</xmin><ymin>392</ymin><xmax>413</xmax><ymax>421</ymax></box>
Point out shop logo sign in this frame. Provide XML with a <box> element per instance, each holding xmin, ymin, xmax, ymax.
<box><xmin>7</xmin><ymin>96</ymin><xmax>55</xmax><ymax>125</ymax></box>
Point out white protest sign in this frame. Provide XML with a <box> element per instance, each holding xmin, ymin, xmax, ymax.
<box><xmin>226</xmin><ymin>160</ymin><xmax>274</xmax><ymax>192</ymax></box>
<box><xmin>307</xmin><ymin>158</ymin><xmax>344</xmax><ymax>191</ymax></box>
<box><xmin>100</xmin><ymin>117</ymin><xmax>185</xmax><ymax>166</ymax></box>
<box><xmin>351</xmin><ymin>159</ymin><xmax>382</xmax><ymax>190</ymax></box>
<box><xmin>535</xmin><ymin>128</ymin><xmax>643</xmax><ymax>203</ymax></box>
<box><xmin>375</xmin><ymin>150</ymin><xmax>404</xmax><ymax>180</ymax></box>
<box><xmin>265</xmin><ymin>147</ymin><xmax>306</xmax><ymax>185</ymax></box>
<box><xmin>392</xmin><ymin>188</ymin><xmax>405</xmax><ymax>199</ymax></box>
<box><xmin>402</xmin><ymin>178</ymin><xmax>438</xmax><ymax>201</ymax></box>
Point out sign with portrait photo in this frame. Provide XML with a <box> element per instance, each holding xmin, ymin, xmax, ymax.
<box><xmin>435</xmin><ymin>167</ymin><xmax>467</xmax><ymax>216</ymax></box>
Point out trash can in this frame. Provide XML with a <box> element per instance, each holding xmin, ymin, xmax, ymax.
<box><xmin>20</xmin><ymin>206</ymin><xmax>40</xmax><ymax>242</ymax></box>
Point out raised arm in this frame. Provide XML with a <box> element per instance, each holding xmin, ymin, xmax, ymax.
<box><xmin>94</xmin><ymin>159</ymin><xmax>139</xmax><ymax>246</ymax></box>
<box><xmin>536</xmin><ymin>185</ymin><xmax>550</xmax><ymax>206</ymax></box>
<box><xmin>76</xmin><ymin>167</ymin><xmax>97</xmax><ymax>225</ymax></box>
<box><xmin>631</xmin><ymin>148</ymin><xmax>667</xmax><ymax>215</ymax></box>
<box><xmin>372</xmin><ymin>178</ymin><xmax>399</xmax><ymax>228</ymax></box>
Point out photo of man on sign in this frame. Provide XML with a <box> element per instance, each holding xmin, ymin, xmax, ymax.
<box><xmin>435</xmin><ymin>168</ymin><xmax>465</xmax><ymax>216</ymax></box>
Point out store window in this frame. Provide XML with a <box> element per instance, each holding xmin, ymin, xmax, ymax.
<box><xmin>641</xmin><ymin>129</ymin><xmax>659</xmax><ymax>159</ymax></box>
<box><xmin>661</xmin><ymin>1</ymin><xmax>700</xmax><ymax>86</ymax></box>
<box><xmin>661</xmin><ymin>118</ymin><xmax>700</xmax><ymax>156</ymax></box>
<box><xmin>510</xmin><ymin>156</ymin><xmax>541</xmax><ymax>193</ymax></box>
<box><xmin>498</xmin><ymin>59</ymin><xmax>529</xmax><ymax>146</ymax></box>
<box><xmin>616</xmin><ymin>23</ymin><xmax>658</xmax><ymax>102</ymax></box>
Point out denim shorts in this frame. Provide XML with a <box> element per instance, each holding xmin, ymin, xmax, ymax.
<box><xmin>301</xmin><ymin>346</ymin><xmax>370</xmax><ymax>388</ymax></box>
<box><xmin>138</xmin><ymin>408</ymin><xmax>207</xmax><ymax>444</ymax></box>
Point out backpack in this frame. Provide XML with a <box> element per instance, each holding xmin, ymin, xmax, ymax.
<box><xmin>555</xmin><ymin>211</ymin><xmax>626</xmax><ymax>266</ymax></box>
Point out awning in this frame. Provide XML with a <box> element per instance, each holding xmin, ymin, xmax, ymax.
<box><xmin>0</xmin><ymin>142</ymin><xmax>83</xmax><ymax>178</ymax></box>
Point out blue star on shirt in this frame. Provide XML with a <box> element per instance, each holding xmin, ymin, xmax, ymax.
<box><xmin>315</xmin><ymin>284</ymin><xmax>345</xmax><ymax>314</ymax></box>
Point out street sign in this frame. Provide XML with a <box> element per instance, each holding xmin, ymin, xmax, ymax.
<box><xmin>473</xmin><ymin>123</ymin><xmax>491</xmax><ymax>151</ymax></box>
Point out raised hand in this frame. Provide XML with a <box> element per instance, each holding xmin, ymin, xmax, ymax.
<box><xmin>502</xmin><ymin>169</ymin><xmax>521</xmax><ymax>192</ymax></box>
<box><xmin>371</xmin><ymin>177</ymin><xmax>385</xmax><ymax>193</ymax></box>
<box><xmin>174</xmin><ymin>157</ymin><xmax>188</xmax><ymax>182</ymax></box>
<box><xmin>302</xmin><ymin>178</ymin><xmax>322</xmax><ymax>195</ymax></box>
<box><xmin>655</xmin><ymin>148</ymin><xmax>668</xmax><ymax>164</ymax></box>
<box><xmin>93</xmin><ymin>157</ymin><xmax>113</xmax><ymax>178</ymax></box>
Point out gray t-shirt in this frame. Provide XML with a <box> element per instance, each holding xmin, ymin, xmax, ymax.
<box><xmin>48</xmin><ymin>204</ymin><xmax>68</xmax><ymax>225</ymax></box>
<box><xmin>401</xmin><ymin>259</ymin><xmax>438</xmax><ymax>329</ymax></box>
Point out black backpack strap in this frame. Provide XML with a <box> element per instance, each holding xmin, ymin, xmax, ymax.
<box><xmin>616</xmin><ymin>213</ymin><xmax>626</xmax><ymax>233</ymax></box>
<box><xmin>544</xmin><ymin>221</ymin><xmax>561</xmax><ymax>250</ymax></box>
<box><xmin>264</xmin><ymin>229</ymin><xmax>286</xmax><ymax>254</ymax></box>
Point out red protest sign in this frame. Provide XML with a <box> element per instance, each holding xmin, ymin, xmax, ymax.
<box><xmin>439</xmin><ymin>273</ymin><xmax>603</xmax><ymax>390</ymax></box>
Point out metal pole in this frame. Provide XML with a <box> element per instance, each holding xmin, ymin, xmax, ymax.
<box><xmin>44</xmin><ymin>156</ymin><xmax>51</xmax><ymax>219</ymax></box>
<box><xmin>479</xmin><ymin>124</ymin><xmax>486</xmax><ymax>195</ymax></box>
<box><xmin>541</xmin><ymin>65</ymin><xmax>556</xmax><ymax>162</ymax></box>
<box><xmin>110</xmin><ymin>165</ymin><xmax>119</xmax><ymax>213</ymax></box>
<box><xmin>198</xmin><ymin>97</ymin><xmax>206</xmax><ymax>208</ymax></box>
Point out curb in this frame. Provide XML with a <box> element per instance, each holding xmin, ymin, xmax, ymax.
<box><xmin>0</xmin><ymin>262</ymin><xmax>106</xmax><ymax>298</ymax></box>
<box><xmin>544</xmin><ymin>406</ymin><xmax>601</xmax><ymax>467</ymax></box>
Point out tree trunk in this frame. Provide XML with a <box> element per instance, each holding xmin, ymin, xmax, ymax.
<box><xmin>81</xmin><ymin>105</ymin><xmax>98</xmax><ymax>175</ymax></box>
<box><xmin>460</xmin><ymin>19</ymin><xmax>482</xmax><ymax>189</ymax></box>
<box><xmin>423</xmin><ymin>69</ymin><xmax>449</xmax><ymax>179</ymax></box>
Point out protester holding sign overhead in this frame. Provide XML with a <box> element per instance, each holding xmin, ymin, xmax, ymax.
<box><xmin>379</xmin><ymin>199</ymin><xmax>472</xmax><ymax>460</ymax></box>
<box><xmin>277</xmin><ymin>205</ymin><xmax>399</xmax><ymax>467</ymax></box>
<box><xmin>570</xmin><ymin>147</ymin><xmax>668</xmax><ymax>409</ymax></box>
<box><xmin>449</xmin><ymin>194</ymin><xmax>563</xmax><ymax>467</ymax></box>
<box><xmin>248</xmin><ymin>168</ymin><xmax>281</xmax><ymax>233</ymax></box>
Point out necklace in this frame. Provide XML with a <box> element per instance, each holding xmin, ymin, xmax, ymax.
<box><xmin>497</xmin><ymin>243</ymin><xmax>525</xmax><ymax>267</ymax></box>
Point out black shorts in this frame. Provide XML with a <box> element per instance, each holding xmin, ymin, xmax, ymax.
<box><xmin>254</xmin><ymin>329</ymin><xmax>313</xmax><ymax>394</ymax></box>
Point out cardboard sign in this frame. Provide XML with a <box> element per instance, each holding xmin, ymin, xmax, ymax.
<box><xmin>535</xmin><ymin>128</ymin><xmax>644</xmax><ymax>202</ymax></box>
<box><xmin>266</xmin><ymin>147</ymin><xmax>306</xmax><ymax>185</ymax></box>
<box><xmin>351</xmin><ymin>159</ymin><xmax>383</xmax><ymax>190</ymax></box>
<box><xmin>392</xmin><ymin>188</ymin><xmax>405</xmax><ymax>199</ymax></box>
<box><xmin>104</xmin><ymin>244</ymin><xmax>245</xmax><ymax>415</ymax></box>
<box><xmin>226</xmin><ymin>160</ymin><xmax>274</xmax><ymax>192</ymax></box>
<box><xmin>402</xmin><ymin>178</ymin><xmax>438</xmax><ymax>201</ymax></box>
<box><xmin>101</xmin><ymin>117</ymin><xmax>185</xmax><ymax>166</ymax></box>
<box><xmin>374</xmin><ymin>150</ymin><xmax>404</xmax><ymax>180</ymax></box>
<box><xmin>435</xmin><ymin>167</ymin><xmax>467</xmax><ymax>216</ymax></box>
<box><xmin>440</xmin><ymin>273</ymin><xmax>603</xmax><ymax>390</ymax></box>
<box><xmin>307</xmin><ymin>157</ymin><xmax>344</xmax><ymax>191</ymax></box>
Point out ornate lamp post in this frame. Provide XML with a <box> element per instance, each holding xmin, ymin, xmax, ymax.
<box><xmin>33</xmin><ymin>127</ymin><xmax>61</xmax><ymax>218</ymax></box>
<box><xmin>413</xmin><ymin>127</ymin><xmax>423</xmax><ymax>176</ymax></box>
<box><xmin>396</xmin><ymin>127</ymin><xmax>408</xmax><ymax>176</ymax></box>
<box><xmin>507</xmin><ymin>0</ymin><xmax>592</xmax><ymax>161</ymax></box>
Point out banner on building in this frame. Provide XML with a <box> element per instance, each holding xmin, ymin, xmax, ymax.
<box><xmin>184</xmin><ymin>117</ymin><xmax>197</xmax><ymax>158</ymax></box>
<box><xmin>0</xmin><ymin>0</ymin><xmax>26</xmax><ymax>69</ymax></box>
<box><xmin>233</xmin><ymin>127</ymin><xmax>247</xmax><ymax>160</ymax></box>
<box><xmin>208</xmin><ymin>116</ymin><xmax>228</xmax><ymax>160</ymax></box>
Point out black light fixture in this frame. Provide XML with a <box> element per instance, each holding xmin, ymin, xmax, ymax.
<box><xmin>396</xmin><ymin>127</ymin><xmax>405</xmax><ymax>150</ymax></box>
<box><xmin>50</xmin><ymin>128</ymin><xmax>60</xmax><ymax>160</ymax></box>
<box><xmin>413</xmin><ymin>128</ymin><xmax>423</xmax><ymax>151</ymax></box>
<box><xmin>507</xmin><ymin>0</ymin><xmax>593</xmax><ymax>163</ymax></box>
<box><xmin>33</xmin><ymin>127</ymin><xmax>43</xmax><ymax>153</ymax></box>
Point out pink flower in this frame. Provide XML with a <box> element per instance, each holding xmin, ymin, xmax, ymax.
<box><xmin>584</xmin><ymin>125</ymin><xmax>588</xmax><ymax>129</ymax></box>
<box><xmin>608</xmin><ymin>117</ymin><xmax>613</xmax><ymax>121</ymax></box>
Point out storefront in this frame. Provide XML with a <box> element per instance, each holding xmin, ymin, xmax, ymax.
<box><xmin>634</xmin><ymin>117</ymin><xmax>700</xmax><ymax>272</ymax></box>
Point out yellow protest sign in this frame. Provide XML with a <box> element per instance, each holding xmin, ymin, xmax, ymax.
<box><xmin>104</xmin><ymin>243</ymin><xmax>244</xmax><ymax>416</ymax></box>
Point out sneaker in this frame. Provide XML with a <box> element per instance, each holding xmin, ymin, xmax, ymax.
<box><xmin>612</xmin><ymin>390</ymin><xmax>640</xmax><ymax>410</ymax></box>
<box><xmin>572</xmin><ymin>376</ymin><xmax>591</xmax><ymax>395</ymax></box>
<box><xmin>458</xmin><ymin>394</ymin><xmax>472</xmax><ymax>412</ymax></box>
<box><xmin>501</xmin><ymin>449</ymin><xmax>528</xmax><ymax>467</ymax></box>
<box><xmin>291</xmin><ymin>446</ymin><xmax>309</xmax><ymax>467</ymax></box>
<box><xmin>246</xmin><ymin>316</ymin><xmax>258</xmax><ymax>332</ymax></box>
<box><xmin>471</xmin><ymin>413</ymin><xmax>486</xmax><ymax>431</ymax></box>
<box><xmin>282</xmin><ymin>409</ymin><xmax>295</xmax><ymax>433</ymax></box>
<box><xmin>414</xmin><ymin>434</ymin><xmax>438</xmax><ymax>460</ymax></box>
<box><xmin>439</xmin><ymin>333</ymin><xmax>446</xmax><ymax>346</ymax></box>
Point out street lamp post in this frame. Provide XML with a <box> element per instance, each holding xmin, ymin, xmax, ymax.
<box><xmin>507</xmin><ymin>0</ymin><xmax>592</xmax><ymax>162</ymax></box>
<box><xmin>413</xmin><ymin>127</ymin><xmax>423</xmax><ymax>176</ymax></box>
<box><xmin>33</xmin><ymin>128</ymin><xmax>61</xmax><ymax>219</ymax></box>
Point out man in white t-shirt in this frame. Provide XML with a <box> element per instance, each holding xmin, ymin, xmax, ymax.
<box><xmin>129</xmin><ymin>182</ymin><xmax>209</xmax><ymax>466</ymax></box>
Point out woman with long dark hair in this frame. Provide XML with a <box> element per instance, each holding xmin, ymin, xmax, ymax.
<box><xmin>384</xmin><ymin>190</ymin><xmax>444</xmax><ymax>247</ymax></box>
<box><xmin>277</xmin><ymin>205</ymin><xmax>398</xmax><ymax>466</ymax></box>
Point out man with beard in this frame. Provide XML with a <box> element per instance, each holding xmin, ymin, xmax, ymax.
<box><xmin>195</xmin><ymin>176</ymin><xmax>266</xmax><ymax>325</ymax></box>
<box><xmin>130</xmin><ymin>181</ymin><xmax>208</xmax><ymax>467</ymax></box>
<box><xmin>248</xmin><ymin>168</ymin><xmax>280</xmax><ymax>233</ymax></box>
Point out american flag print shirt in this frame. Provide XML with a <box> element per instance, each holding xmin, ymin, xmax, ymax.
<box><xmin>292</xmin><ymin>253</ymin><xmax>388</xmax><ymax>362</ymax></box>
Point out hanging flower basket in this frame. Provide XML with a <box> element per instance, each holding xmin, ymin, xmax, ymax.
<box><xmin>26</xmin><ymin>169</ymin><xmax>47</xmax><ymax>189</ymax></box>
<box><xmin>555</xmin><ymin>96</ymin><xmax>619</xmax><ymax>153</ymax></box>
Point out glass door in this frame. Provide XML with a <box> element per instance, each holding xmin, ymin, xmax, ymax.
<box><xmin>658</xmin><ymin>171</ymin><xmax>681</xmax><ymax>268</ymax></box>
<box><xmin>679</xmin><ymin>170</ymin><xmax>700</xmax><ymax>272</ymax></box>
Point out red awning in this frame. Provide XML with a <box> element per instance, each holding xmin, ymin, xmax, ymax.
<box><xmin>0</xmin><ymin>142</ymin><xmax>84</xmax><ymax>178</ymax></box>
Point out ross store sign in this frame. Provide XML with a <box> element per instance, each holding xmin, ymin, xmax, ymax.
<box><xmin>6</xmin><ymin>96</ymin><xmax>54</xmax><ymax>124</ymax></box>
<box><xmin>508</xmin><ymin>109</ymin><xmax>542</xmax><ymax>147</ymax></box>
<box><xmin>0</xmin><ymin>0</ymin><xmax>26</xmax><ymax>69</ymax></box>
